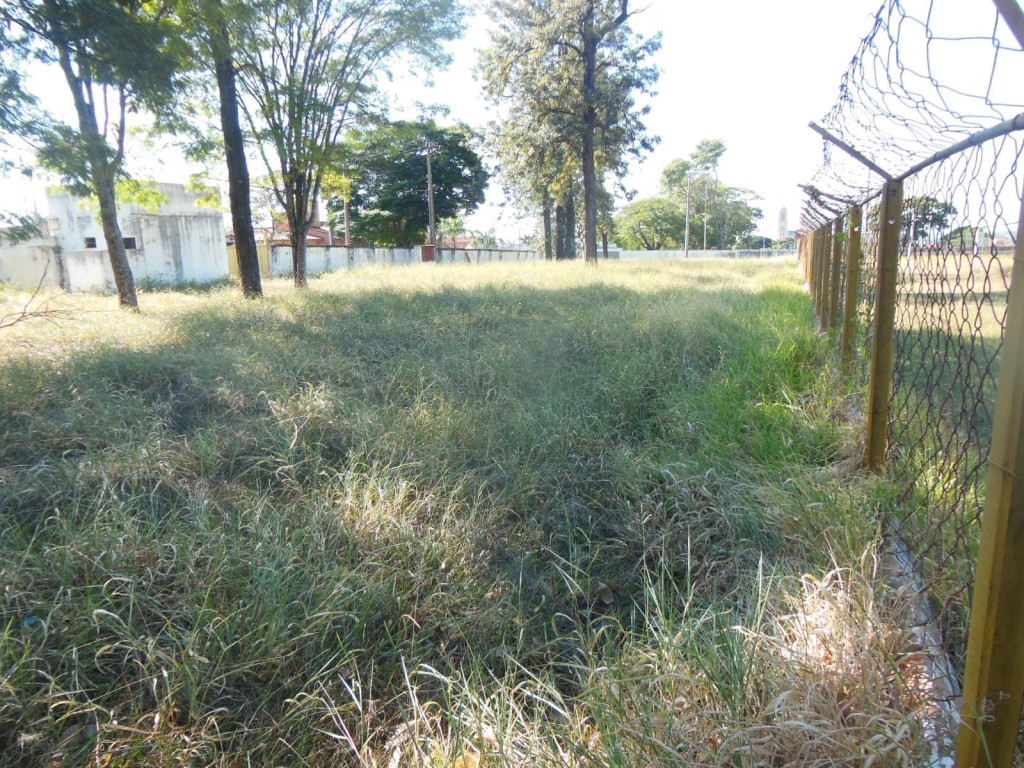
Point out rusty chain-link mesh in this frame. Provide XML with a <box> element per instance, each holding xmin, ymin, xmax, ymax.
<box><xmin>800</xmin><ymin>0</ymin><xmax>1023</xmax><ymax>680</ymax></box>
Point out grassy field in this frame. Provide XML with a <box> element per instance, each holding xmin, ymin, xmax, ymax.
<box><xmin>0</xmin><ymin>259</ymin><xmax>937</xmax><ymax>766</ymax></box>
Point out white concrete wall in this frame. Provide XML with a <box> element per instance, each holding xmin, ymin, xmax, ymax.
<box><xmin>437</xmin><ymin>248</ymin><xmax>540</xmax><ymax>265</ymax></box>
<box><xmin>612</xmin><ymin>249</ymin><xmax>793</xmax><ymax>260</ymax></box>
<box><xmin>62</xmin><ymin>249</ymin><xmax>116</xmax><ymax>293</ymax></box>
<box><xmin>132</xmin><ymin>212</ymin><xmax>228</xmax><ymax>285</ymax></box>
<box><xmin>269</xmin><ymin>245</ymin><xmax>426</xmax><ymax>275</ymax></box>
<box><xmin>0</xmin><ymin>238</ymin><xmax>64</xmax><ymax>289</ymax></box>
<box><xmin>1</xmin><ymin>184</ymin><xmax>229</xmax><ymax>291</ymax></box>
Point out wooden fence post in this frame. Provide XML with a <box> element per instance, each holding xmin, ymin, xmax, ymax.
<box><xmin>955</xmin><ymin>195</ymin><xmax>1024</xmax><ymax>768</ymax></box>
<box><xmin>829</xmin><ymin>215</ymin><xmax>845</xmax><ymax>330</ymax></box>
<box><xmin>841</xmin><ymin>205</ymin><xmax>863</xmax><ymax>370</ymax></box>
<box><xmin>865</xmin><ymin>180</ymin><xmax>903</xmax><ymax>471</ymax></box>
<box><xmin>802</xmin><ymin>232</ymin><xmax>812</xmax><ymax>287</ymax></box>
<box><xmin>817</xmin><ymin>225</ymin><xmax>831</xmax><ymax>331</ymax></box>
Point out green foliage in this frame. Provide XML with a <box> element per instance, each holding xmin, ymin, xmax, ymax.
<box><xmin>614</xmin><ymin>197</ymin><xmax>686</xmax><ymax>250</ymax></box>
<box><xmin>481</xmin><ymin>0</ymin><xmax>659</xmax><ymax>241</ymax></box>
<box><xmin>0</xmin><ymin>0</ymin><xmax>184</xmax><ymax>193</ymax></box>
<box><xmin>903</xmin><ymin>195</ymin><xmax>957</xmax><ymax>242</ymax></box>
<box><xmin>326</xmin><ymin>120</ymin><xmax>487</xmax><ymax>247</ymax></box>
<box><xmin>116</xmin><ymin>179</ymin><xmax>170</xmax><ymax>212</ymax></box>
<box><xmin>0</xmin><ymin>211</ymin><xmax>42</xmax><ymax>244</ymax></box>
<box><xmin>235</xmin><ymin>0</ymin><xmax>468</xmax><ymax>282</ymax></box>
<box><xmin>660</xmin><ymin>142</ymin><xmax>765</xmax><ymax>249</ymax></box>
<box><xmin>736</xmin><ymin>234</ymin><xmax>774</xmax><ymax>249</ymax></box>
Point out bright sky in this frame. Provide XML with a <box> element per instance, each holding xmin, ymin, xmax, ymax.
<box><xmin>2</xmin><ymin>0</ymin><xmax>886</xmax><ymax>241</ymax></box>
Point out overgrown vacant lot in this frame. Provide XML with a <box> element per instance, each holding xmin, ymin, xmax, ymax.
<box><xmin>1</xmin><ymin>260</ymin><xmax>935</xmax><ymax>766</ymax></box>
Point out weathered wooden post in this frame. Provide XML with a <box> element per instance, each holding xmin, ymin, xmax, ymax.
<box><xmin>829</xmin><ymin>215</ymin><xmax>845</xmax><ymax>330</ymax></box>
<box><xmin>865</xmin><ymin>180</ymin><xmax>903</xmax><ymax>471</ymax></box>
<box><xmin>840</xmin><ymin>205</ymin><xmax>863</xmax><ymax>371</ymax></box>
<box><xmin>955</xmin><ymin>190</ymin><xmax>1024</xmax><ymax>768</ymax></box>
<box><xmin>817</xmin><ymin>225</ymin><xmax>830</xmax><ymax>329</ymax></box>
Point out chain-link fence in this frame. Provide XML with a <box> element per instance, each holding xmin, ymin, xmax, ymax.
<box><xmin>800</xmin><ymin>0</ymin><xmax>1024</xmax><ymax>761</ymax></box>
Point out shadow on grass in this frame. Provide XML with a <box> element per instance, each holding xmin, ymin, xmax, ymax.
<box><xmin>0</xmin><ymin>275</ymin><xmax>847</xmax><ymax>762</ymax></box>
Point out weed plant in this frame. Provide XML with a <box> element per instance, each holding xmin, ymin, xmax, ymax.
<box><xmin>1</xmin><ymin>260</ymin><xmax>938</xmax><ymax>765</ymax></box>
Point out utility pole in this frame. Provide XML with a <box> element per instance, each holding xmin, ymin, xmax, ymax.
<box><xmin>425</xmin><ymin>141</ymin><xmax>436</xmax><ymax>246</ymax></box>
<box><xmin>684</xmin><ymin>172</ymin><xmax>691</xmax><ymax>257</ymax></box>
<box><xmin>703</xmin><ymin>176</ymin><xmax>709</xmax><ymax>251</ymax></box>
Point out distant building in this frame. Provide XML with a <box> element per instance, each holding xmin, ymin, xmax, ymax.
<box><xmin>778</xmin><ymin>206</ymin><xmax>789</xmax><ymax>241</ymax></box>
<box><xmin>0</xmin><ymin>183</ymin><xmax>228</xmax><ymax>292</ymax></box>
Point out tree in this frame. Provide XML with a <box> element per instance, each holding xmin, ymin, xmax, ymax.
<box><xmin>903</xmin><ymin>195</ymin><xmax>956</xmax><ymax>243</ymax></box>
<box><xmin>236</xmin><ymin>0</ymin><xmax>466</xmax><ymax>288</ymax></box>
<box><xmin>199</xmin><ymin>0</ymin><xmax>263</xmax><ymax>298</ymax></box>
<box><xmin>736</xmin><ymin>234</ymin><xmax>773</xmax><ymax>249</ymax></box>
<box><xmin>0</xmin><ymin>0</ymin><xmax>183</xmax><ymax>309</ymax></box>
<box><xmin>661</xmin><ymin>142</ymin><xmax>763</xmax><ymax>250</ymax></box>
<box><xmin>866</xmin><ymin>195</ymin><xmax>957</xmax><ymax>246</ymax></box>
<box><xmin>326</xmin><ymin>120</ymin><xmax>487</xmax><ymax>247</ymax></box>
<box><xmin>482</xmin><ymin>0</ymin><xmax>659</xmax><ymax>263</ymax></box>
<box><xmin>614</xmin><ymin>197</ymin><xmax>685</xmax><ymax>250</ymax></box>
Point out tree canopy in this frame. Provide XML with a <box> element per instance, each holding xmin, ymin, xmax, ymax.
<box><xmin>327</xmin><ymin>120</ymin><xmax>488</xmax><ymax>247</ymax></box>
<box><xmin>659</xmin><ymin>141</ymin><xmax>764</xmax><ymax>250</ymax></box>
<box><xmin>0</xmin><ymin>0</ymin><xmax>185</xmax><ymax>308</ymax></box>
<box><xmin>482</xmin><ymin>0</ymin><xmax>659</xmax><ymax>262</ymax></box>
<box><xmin>614</xmin><ymin>197</ymin><xmax>685</xmax><ymax>250</ymax></box>
<box><xmin>236</xmin><ymin>0</ymin><xmax>467</xmax><ymax>286</ymax></box>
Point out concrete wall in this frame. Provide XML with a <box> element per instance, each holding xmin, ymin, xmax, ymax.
<box><xmin>264</xmin><ymin>245</ymin><xmax>538</xmax><ymax>276</ymax></box>
<box><xmin>0</xmin><ymin>183</ymin><xmax>228</xmax><ymax>292</ymax></box>
<box><xmin>0</xmin><ymin>238</ymin><xmax>64</xmax><ymax>289</ymax></box>
<box><xmin>132</xmin><ymin>212</ymin><xmax>228</xmax><ymax>285</ymax></box>
<box><xmin>611</xmin><ymin>249</ymin><xmax>794</xmax><ymax>260</ymax></box>
<box><xmin>437</xmin><ymin>248</ymin><xmax>540</xmax><ymax>265</ymax></box>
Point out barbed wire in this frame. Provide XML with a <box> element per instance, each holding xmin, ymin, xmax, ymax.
<box><xmin>802</xmin><ymin>0</ymin><xmax>1024</xmax><ymax>680</ymax></box>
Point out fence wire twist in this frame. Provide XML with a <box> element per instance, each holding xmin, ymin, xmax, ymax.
<box><xmin>801</xmin><ymin>0</ymin><xmax>1023</xmax><ymax>683</ymax></box>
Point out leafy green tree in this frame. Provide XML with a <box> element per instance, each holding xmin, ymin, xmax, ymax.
<box><xmin>614</xmin><ymin>197</ymin><xmax>685</xmax><ymax>250</ymax></box>
<box><xmin>236</xmin><ymin>0</ymin><xmax>467</xmax><ymax>287</ymax></box>
<box><xmin>328</xmin><ymin>121</ymin><xmax>487</xmax><ymax>247</ymax></box>
<box><xmin>866</xmin><ymin>195</ymin><xmax>957</xmax><ymax>245</ymax></box>
<box><xmin>661</xmin><ymin>142</ymin><xmax>763</xmax><ymax>249</ymax></box>
<box><xmin>182</xmin><ymin>0</ymin><xmax>266</xmax><ymax>298</ymax></box>
<box><xmin>904</xmin><ymin>195</ymin><xmax>957</xmax><ymax>243</ymax></box>
<box><xmin>736</xmin><ymin>234</ymin><xmax>773</xmax><ymax>249</ymax></box>
<box><xmin>482</xmin><ymin>0</ymin><xmax>659</xmax><ymax>263</ymax></box>
<box><xmin>0</xmin><ymin>0</ymin><xmax>183</xmax><ymax>309</ymax></box>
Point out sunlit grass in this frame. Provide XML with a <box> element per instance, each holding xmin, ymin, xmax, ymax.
<box><xmin>0</xmin><ymin>259</ymin><xmax>936</xmax><ymax>765</ymax></box>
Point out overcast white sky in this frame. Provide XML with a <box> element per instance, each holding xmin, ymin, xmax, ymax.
<box><xmin>2</xmin><ymin>0</ymin><xmax>886</xmax><ymax>241</ymax></box>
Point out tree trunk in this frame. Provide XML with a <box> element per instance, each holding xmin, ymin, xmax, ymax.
<box><xmin>213</xmin><ymin>17</ymin><xmax>262</xmax><ymax>299</ymax></box>
<box><xmin>555</xmin><ymin>204</ymin><xmax>565</xmax><ymax>260</ymax></box>
<box><xmin>581</xmin><ymin>9</ymin><xmax>599</xmax><ymax>264</ymax></box>
<box><xmin>290</xmin><ymin>210</ymin><xmax>309</xmax><ymax>288</ymax></box>
<box><xmin>287</xmin><ymin>179</ymin><xmax>310</xmax><ymax>288</ymax></box>
<box><xmin>55</xmin><ymin>46</ymin><xmax>137</xmax><ymax>309</ymax></box>
<box><xmin>343</xmin><ymin>198</ymin><xmax>351</xmax><ymax>246</ymax></box>
<box><xmin>566</xmin><ymin>190</ymin><xmax>578</xmax><ymax>260</ymax></box>
<box><xmin>94</xmin><ymin>165</ymin><xmax>138</xmax><ymax>308</ymax></box>
<box><xmin>543</xmin><ymin>194</ymin><xmax>553</xmax><ymax>260</ymax></box>
<box><xmin>601</xmin><ymin>230</ymin><xmax>609</xmax><ymax>259</ymax></box>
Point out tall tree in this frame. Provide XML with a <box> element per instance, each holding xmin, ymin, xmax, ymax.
<box><xmin>203</xmin><ymin>0</ymin><xmax>262</xmax><ymax>297</ymax></box>
<box><xmin>661</xmin><ymin>141</ymin><xmax>763</xmax><ymax>250</ymax></box>
<box><xmin>482</xmin><ymin>0</ymin><xmax>659</xmax><ymax>263</ymax></box>
<box><xmin>236</xmin><ymin>0</ymin><xmax>466</xmax><ymax>288</ymax></box>
<box><xmin>326</xmin><ymin>120</ymin><xmax>487</xmax><ymax>247</ymax></box>
<box><xmin>614</xmin><ymin>197</ymin><xmax>686</xmax><ymax>250</ymax></box>
<box><xmin>0</xmin><ymin>0</ymin><xmax>182</xmax><ymax>309</ymax></box>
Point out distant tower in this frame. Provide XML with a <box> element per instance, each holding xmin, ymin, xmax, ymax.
<box><xmin>778</xmin><ymin>206</ymin><xmax>789</xmax><ymax>241</ymax></box>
